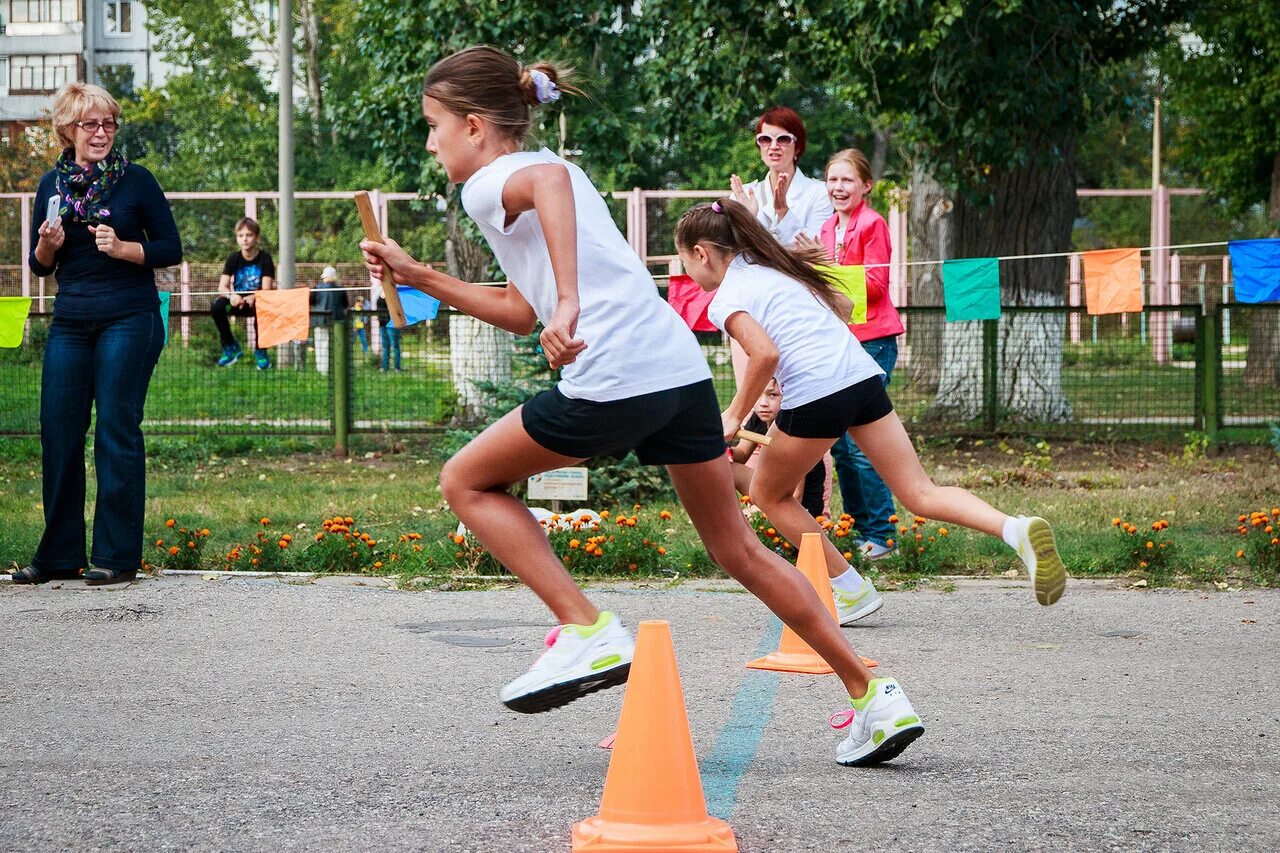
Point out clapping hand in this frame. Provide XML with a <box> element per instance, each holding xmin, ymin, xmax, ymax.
<box><xmin>729</xmin><ymin>175</ymin><xmax>759</xmax><ymax>217</ymax></box>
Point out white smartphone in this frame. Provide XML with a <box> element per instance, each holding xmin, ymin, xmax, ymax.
<box><xmin>45</xmin><ymin>196</ymin><xmax>61</xmax><ymax>227</ymax></box>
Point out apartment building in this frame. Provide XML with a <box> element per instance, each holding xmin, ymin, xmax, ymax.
<box><xmin>0</xmin><ymin>1</ymin><xmax>170</xmax><ymax>135</ymax></box>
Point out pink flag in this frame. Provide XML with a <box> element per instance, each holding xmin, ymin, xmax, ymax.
<box><xmin>1083</xmin><ymin>249</ymin><xmax>1142</xmax><ymax>315</ymax></box>
<box><xmin>666</xmin><ymin>274</ymin><xmax>717</xmax><ymax>332</ymax></box>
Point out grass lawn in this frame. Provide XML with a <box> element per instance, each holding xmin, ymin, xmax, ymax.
<box><xmin>2</xmin><ymin>434</ymin><xmax>1276</xmax><ymax>589</ymax></box>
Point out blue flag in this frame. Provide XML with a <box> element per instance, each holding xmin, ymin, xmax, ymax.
<box><xmin>1228</xmin><ymin>239</ymin><xmax>1280</xmax><ymax>304</ymax></box>
<box><xmin>158</xmin><ymin>291</ymin><xmax>170</xmax><ymax>345</ymax></box>
<box><xmin>397</xmin><ymin>286</ymin><xmax>440</xmax><ymax>326</ymax></box>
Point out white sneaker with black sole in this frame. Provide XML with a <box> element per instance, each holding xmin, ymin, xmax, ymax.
<box><xmin>832</xmin><ymin>677</ymin><xmax>925</xmax><ymax>766</ymax></box>
<box><xmin>500</xmin><ymin>611</ymin><xmax>634</xmax><ymax>713</ymax></box>
<box><xmin>833</xmin><ymin>580</ymin><xmax>884</xmax><ymax>626</ymax></box>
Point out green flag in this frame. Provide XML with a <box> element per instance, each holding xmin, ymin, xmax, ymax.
<box><xmin>942</xmin><ymin>258</ymin><xmax>1001</xmax><ymax>322</ymax></box>
<box><xmin>0</xmin><ymin>296</ymin><xmax>33</xmax><ymax>348</ymax></box>
<box><xmin>822</xmin><ymin>265</ymin><xmax>868</xmax><ymax>325</ymax></box>
<box><xmin>158</xmin><ymin>291</ymin><xmax>170</xmax><ymax>345</ymax></box>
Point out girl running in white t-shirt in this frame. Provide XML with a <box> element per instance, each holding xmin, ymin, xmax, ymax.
<box><xmin>675</xmin><ymin>195</ymin><xmax>1067</xmax><ymax>612</ymax></box>
<box><xmin>360</xmin><ymin>46</ymin><xmax>912</xmax><ymax>765</ymax></box>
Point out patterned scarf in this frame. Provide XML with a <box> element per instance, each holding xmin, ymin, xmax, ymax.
<box><xmin>53</xmin><ymin>146</ymin><xmax>129</xmax><ymax>224</ymax></box>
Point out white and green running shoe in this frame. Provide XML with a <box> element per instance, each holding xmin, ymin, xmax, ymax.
<box><xmin>500</xmin><ymin>611</ymin><xmax>633</xmax><ymax>714</ymax></box>
<box><xmin>833</xmin><ymin>580</ymin><xmax>884</xmax><ymax>626</ymax></box>
<box><xmin>832</xmin><ymin>677</ymin><xmax>925</xmax><ymax>766</ymax></box>
<box><xmin>1011</xmin><ymin>516</ymin><xmax>1066</xmax><ymax>606</ymax></box>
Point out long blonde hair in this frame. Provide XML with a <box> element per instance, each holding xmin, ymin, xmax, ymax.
<box><xmin>675</xmin><ymin>199</ymin><xmax>843</xmax><ymax>314</ymax></box>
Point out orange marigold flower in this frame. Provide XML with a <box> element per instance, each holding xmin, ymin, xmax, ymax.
<box><xmin>315</xmin><ymin>533</ymin><xmax>324</xmax><ymax>541</ymax></box>
<box><xmin>166</xmin><ymin>519</ymin><xmax>176</xmax><ymax>528</ymax></box>
<box><xmin>888</xmin><ymin>514</ymin><xmax>899</xmax><ymax>523</ymax></box>
<box><xmin>885</xmin><ymin>539</ymin><xmax>895</xmax><ymax>547</ymax></box>
<box><xmin>843</xmin><ymin>552</ymin><xmax>852</xmax><ymax>560</ymax></box>
<box><xmin>914</xmin><ymin>516</ymin><xmax>927</xmax><ymax>525</ymax></box>
<box><xmin>1146</xmin><ymin>541</ymin><xmax>1154</xmax><ymax>549</ymax></box>
<box><xmin>1112</xmin><ymin>518</ymin><xmax>1122</xmax><ymax>526</ymax></box>
<box><xmin>344</xmin><ymin>516</ymin><xmax>354</xmax><ymax>524</ymax></box>
<box><xmin>251</xmin><ymin>558</ymin><xmax>260</xmax><ymax>566</ymax></box>
<box><xmin>278</xmin><ymin>540</ymin><xmax>288</xmax><ymax>549</ymax></box>
<box><xmin>657</xmin><ymin>546</ymin><xmax>667</xmax><ymax>555</ymax></box>
<box><xmin>915</xmin><ymin>533</ymin><xmax>923</xmax><ymax>541</ymax></box>
<box><xmin>260</xmin><ymin>517</ymin><xmax>270</xmax><ymax>526</ymax></box>
<box><xmin>1237</xmin><ymin>549</ymin><xmax>1245</xmax><ymax>558</ymax></box>
<box><xmin>1267</xmin><ymin>525</ymin><xmax>1274</xmax><ymax>534</ymax></box>
<box><xmin>168</xmin><ymin>546</ymin><xmax>179</xmax><ymax>556</ymax></box>
<box><xmin>939</xmin><ymin>527</ymin><xmax>949</xmax><ymax>536</ymax></box>
<box><xmin>374</xmin><ymin>561</ymin><xmax>383</xmax><ymax>569</ymax></box>
<box><xmin>659</xmin><ymin>510</ymin><xmax>672</xmax><ymax>520</ymax></box>
<box><xmin>569</xmin><ymin>539</ymin><xmax>580</xmax><ymax>549</ymax></box>
<box><xmin>1139</xmin><ymin>560</ymin><xmax>1148</xmax><ymax>568</ymax></box>
<box><xmin>155</xmin><ymin>539</ymin><xmax>164</xmax><ymax>547</ymax></box>
<box><xmin>600</xmin><ymin>511</ymin><xmax>610</xmax><ymax>518</ymax></box>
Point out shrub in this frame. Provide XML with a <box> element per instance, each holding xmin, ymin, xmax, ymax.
<box><xmin>1110</xmin><ymin>516</ymin><xmax>1178</xmax><ymax>583</ymax></box>
<box><xmin>151</xmin><ymin>518</ymin><xmax>211</xmax><ymax>572</ymax></box>
<box><xmin>1235</xmin><ymin>507</ymin><xmax>1280</xmax><ymax>583</ymax></box>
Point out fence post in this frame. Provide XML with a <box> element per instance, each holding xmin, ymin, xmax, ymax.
<box><xmin>982</xmin><ymin>317</ymin><xmax>998</xmax><ymax>431</ymax></box>
<box><xmin>1201</xmin><ymin>307</ymin><xmax>1220</xmax><ymax>442</ymax></box>
<box><xmin>20</xmin><ymin>195</ymin><xmax>31</xmax><ymax>305</ymax></box>
<box><xmin>332</xmin><ymin>318</ymin><xmax>350</xmax><ymax>457</ymax></box>
<box><xmin>180</xmin><ymin>261</ymin><xmax>191</xmax><ymax>345</ymax></box>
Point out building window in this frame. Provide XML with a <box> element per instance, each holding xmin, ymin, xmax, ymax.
<box><xmin>7</xmin><ymin>1</ymin><xmax>81</xmax><ymax>23</ymax></box>
<box><xmin>104</xmin><ymin>0</ymin><xmax>133</xmax><ymax>36</ymax></box>
<box><xmin>9</xmin><ymin>54</ymin><xmax>79</xmax><ymax>94</ymax></box>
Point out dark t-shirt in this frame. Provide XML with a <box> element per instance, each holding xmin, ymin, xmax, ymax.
<box><xmin>223</xmin><ymin>250</ymin><xmax>275</xmax><ymax>293</ymax></box>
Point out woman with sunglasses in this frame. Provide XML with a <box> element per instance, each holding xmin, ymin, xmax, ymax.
<box><xmin>729</xmin><ymin>105</ymin><xmax>832</xmax><ymax>248</ymax></box>
<box><xmin>15</xmin><ymin>83</ymin><xmax>182</xmax><ymax>586</ymax></box>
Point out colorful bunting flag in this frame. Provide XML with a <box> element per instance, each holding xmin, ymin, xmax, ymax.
<box><xmin>942</xmin><ymin>257</ymin><xmax>1001</xmax><ymax>322</ymax></box>
<box><xmin>158</xmin><ymin>291</ymin><xmax>170</xmax><ymax>345</ymax></box>
<box><xmin>397</xmin><ymin>285</ymin><xmax>441</xmax><ymax>326</ymax></box>
<box><xmin>822</xmin><ymin>265</ymin><xmax>868</xmax><ymax>325</ymax></box>
<box><xmin>1228</xmin><ymin>239</ymin><xmax>1280</xmax><ymax>304</ymax></box>
<box><xmin>254</xmin><ymin>287</ymin><xmax>312</xmax><ymax>348</ymax></box>
<box><xmin>0</xmin><ymin>296</ymin><xmax>32</xmax><ymax>348</ymax></box>
<box><xmin>666</xmin><ymin>274</ymin><xmax>717</xmax><ymax>332</ymax></box>
<box><xmin>1082</xmin><ymin>249</ymin><xmax>1143</xmax><ymax>315</ymax></box>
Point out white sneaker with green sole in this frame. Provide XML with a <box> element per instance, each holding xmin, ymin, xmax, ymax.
<box><xmin>833</xmin><ymin>580</ymin><xmax>884</xmax><ymax>626</ymax></box>
<box><xmin>832</xmin><ymin>677</ymin><xmax>925</xmax><ymax>766</ymax></box>
<box><xmin>1011</xmin><ymin>516</ymin><xmax>1067</xmax><ymax>606</ymax></box>
<box><xmin>500</xmin><ymin>611</ymin><xmax>633</xmax><ymax>714</ymax></box>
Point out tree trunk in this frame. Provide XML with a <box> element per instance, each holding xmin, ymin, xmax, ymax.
<box><xmin>1243</xmin><ymin>153</ymin><xmax>1280</xmax><ymax>388</ymax></box>
<box><xmin>907</xmin><ymin>160</ymin><xmax>951</xmax><ymax>397</ymax></box>
<box><xmin>870</xmin><ymin>128</ymin><xmax>890</xmax><ymax>181</ymax></box>
<box><xmin>298</xmin><ymin>0</ymin><xmax>323</xmax><ymax>149</ymax></box>
<box><xmin>925</xmin><ymin>134</ymin><xmax>1078</xmax><ymax>423</ymax></box>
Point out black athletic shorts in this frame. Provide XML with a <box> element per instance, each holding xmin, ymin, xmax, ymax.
<box><xmin>774</xmin><ymin>375</ymin><xmax>894</xmax><ymax>439</ymax></box>
<box><xmin>521</xmin><ymin>379</ymin><xmax>725</xmax><ymax>465</ymax></box>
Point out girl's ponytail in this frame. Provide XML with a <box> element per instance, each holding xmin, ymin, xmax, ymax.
<box><xmin>675</xmin><ymin>199</ymin><xmax>842</xmax><ymax>313</ymax></box>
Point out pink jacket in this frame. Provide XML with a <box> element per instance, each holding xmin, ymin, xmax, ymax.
<box><xmin>819</xmin><ymin>201</ymin><xmax>904</xmax><ymax>342</ymax></box>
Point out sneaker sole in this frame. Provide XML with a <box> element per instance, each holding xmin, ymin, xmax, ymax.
<box><xmin>838</xmin><ymin>594</ymin><xmax>884</xmax><ymax>626</ymax></box>
<box><xmin>503</xmin><ymin>662</ymin><xmax>631</xmax><ymax>714</ymax></box>
<box><xmin>1027</xmin><ymin>518</ymin><xmax>1066</xmax><ymax>606</ymax></box>
<box><xmin>838</xmin><ymin>724</ymin><xmax>925</xmax><ymax>767</ymax></box>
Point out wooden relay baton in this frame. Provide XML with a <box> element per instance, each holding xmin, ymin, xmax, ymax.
<box><xmin>734</xmin><ymin>429</ymin><xmax>772</xmax><ymax>447</ymax></box>
<box><xmin>354</xmin><ymin>191</ymin><xmax>408</xmax><ymax>328</ymax></box>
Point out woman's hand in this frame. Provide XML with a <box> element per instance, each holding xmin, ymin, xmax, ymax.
<box><xmin>721</xmin><ymin>409</ymin><xmax>745</xmax><ymax>443</ymax></box>
<box><xmin>360</xmin><ymin>237</ymin><xmax>415</xmax><ymax>284</ymax></box>
<box><xmin>540</xmin><ymin>299</ymin><xmax>586</xmax><ymax>369</ymax></box>
<box><xmin>37</xmin><ymin>219</ymin><xmax>65</xmax><ymax>253</ymax></box>
<box><xmin>90</xmin><ymin>224</ymin><xmax>126</xmax><ymax>258</ymax></box>
<box><xmin>729</xmin><ymin>174</ymin><xmax>759</xmax><ymax>217</ymax></box>
<box><xmin>771</xmin><ymin>171</ymin><xmax>790</xmax><ymax>220</ymax></box>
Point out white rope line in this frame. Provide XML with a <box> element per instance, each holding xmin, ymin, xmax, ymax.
<box><xmin>12</xmin><ymin>240</ymin><xmax>1240</xmax><ymax>303</ymax></box>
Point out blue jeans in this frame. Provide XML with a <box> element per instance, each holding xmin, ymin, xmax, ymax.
<box><xmin>831</xmin><ymin>336</ymin><xmax>898</xmax><ymax>547</ymax></box>
<box><xmin>355</xmin><ymin>327</ymin><xmax>369</xmax><ymax>352</ymax></box>
<box><xmin>381</xmin><ymin>323</ymin><xmax>401</xmax><ymax>370</ymax></box>
<box><xmin>34</xmin><ymin>308</ymin><xmax>165</xmax><ymax>571</ymax></box>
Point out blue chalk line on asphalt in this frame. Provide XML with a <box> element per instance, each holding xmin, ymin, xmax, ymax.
<box><xmin>699</xmin><ymin>616</ymin><xmax>783</xmax><ymax>821</ymax></box>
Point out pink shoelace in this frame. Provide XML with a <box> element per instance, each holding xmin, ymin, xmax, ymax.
<box><xmin>829</xmin><ymin>709</ymin><xmax>856</xmax><ymax>730</ymax></box>
<box><xmin>527</xmin><ymin>624</ymin><xmax>566</xmax><ymax>671</ymax></box>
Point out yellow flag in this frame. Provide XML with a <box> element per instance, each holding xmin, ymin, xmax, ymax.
<box><xmin>821</xmin><ymin>265</ymin><xmax>868</xmax><ymax>325</ymax></box>
<box><xmin>0</xmin><ymin>297</ymin><xmax>33</xmax><ymax>348</ymax></box>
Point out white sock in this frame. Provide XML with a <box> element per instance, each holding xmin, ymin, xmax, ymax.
<box><xmin>1001</xmin><ymin>516</ymin><xmax>1023</xmax><ymax>551</ymax></box>
<box><xmin>832</xmin><ymin>565</ymin><xmax>864</xmax><ymax>592</ymax></box>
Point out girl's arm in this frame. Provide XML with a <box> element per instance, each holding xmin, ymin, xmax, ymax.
<box><xmin>720</xmin><ymin>312</ymin><xmax>780</xmax><ymax>440</ymax></box>
<box><xmin>500</xmin><ymin>163</ymin><xmax>585</xmax><ymax>368</ymax></box>
<box><xmin>360</xmin><ymin>239</ymin><xmax>539</xmax><ymax>335</ymax></box>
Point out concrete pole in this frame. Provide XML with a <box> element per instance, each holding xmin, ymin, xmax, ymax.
<box><xmin>277</xmin><ymin>0</ymin><xmax>295</xmax><ymax>291</ymax></box>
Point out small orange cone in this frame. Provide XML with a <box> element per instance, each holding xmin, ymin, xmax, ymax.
<box><xmin>747</xmin><ymin>532</ymin><xmax>878</xmax><ymax>673</ymax></box>
<box><xmin>572</xmin><ymin>621</ymin><xmax>737</xmax><ymax>852</ymax></box>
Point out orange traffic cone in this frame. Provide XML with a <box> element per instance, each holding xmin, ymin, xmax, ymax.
<box><xmin>747</xmin><ymin>532</ymin><xmax>878</xmax><ymax>673</ymax></box>
<box><xmin>572</xmin><ymin>621</ymin><xmax>737</xmax><ymax>852</ymax></box>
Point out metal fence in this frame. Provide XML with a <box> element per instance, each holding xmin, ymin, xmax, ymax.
<box><xmin>2</xmin><ymin>301</ymin><xmax>1275</xmax><ymax>445</ymax></box>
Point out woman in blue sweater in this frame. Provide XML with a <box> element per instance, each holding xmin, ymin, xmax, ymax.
<box><xmin>15</xmin><ymin>83</ymin><xmax>182</xmax><ymax>586</ymax></box>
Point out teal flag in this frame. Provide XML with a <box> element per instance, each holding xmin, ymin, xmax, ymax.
<box><xmin>942</xmin><ymin>258</ymin><xmax>1001</xmax><ymax>322</ymax></box>
<box><xmin>158</xmin><ymin>291</ymin><xmax>170</xmax><ymax>345</ymax></box>
<box><xmin>0</xmin><ymin>296</ymin><xmax>32</xmax><ymax>348</ymax></box>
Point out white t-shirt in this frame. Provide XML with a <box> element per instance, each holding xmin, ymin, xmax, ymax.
<box><xmin>461</xmin><ymin>149</ymin><xmax>710</xmax><ymax>401</ymax></box>
<box><xmin>707</xmin><ymin>257</ymin><xmax>884</xmax><ymax>409</ymax></box>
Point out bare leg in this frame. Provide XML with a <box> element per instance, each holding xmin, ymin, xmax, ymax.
<box><xmin>667</xmin><ymin>455</ymin><xmax>876</xmax><ymax>699</ymax></box>
<box><xmin>439</xmin><ymin>406</ymin><xmax>598</xmax><ymax>626</ymax></box>
<box><xmin>749</xmin><ymin>426</ymin><xmax>858</xmax><ymax>580</ymax></box>
<box><xmin>849</xmin><ymin>412</ymin><xmax>1006</xmax><ymax>537</ymax></box>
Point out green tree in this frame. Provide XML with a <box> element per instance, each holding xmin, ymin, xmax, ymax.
<box><xmin>1165</xmin><ymin>2</ymin><xmax>1280</xmax><ymax>386</ymax></box>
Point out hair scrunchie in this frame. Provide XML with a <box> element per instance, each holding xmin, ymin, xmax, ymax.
<box><xmin>529</xmin><ymin>69</ymin><xmax>561</xmax><ymax>104</ymax></box>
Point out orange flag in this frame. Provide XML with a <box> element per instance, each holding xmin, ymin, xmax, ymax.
<box><xmin>254</xmin><ymin>288</ymin><xmax>311</xmax><ymax>348</ymax></box>
<box><xmin>1082</xmin><ymin>249</ymin><xmax>1142</xmax><ymax>315</ymax></box>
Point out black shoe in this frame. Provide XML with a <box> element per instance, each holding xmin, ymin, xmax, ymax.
<box><xmin>10</xmin><ymin>565</ymin><xmax>83</xmax><ymax>584</ymax></box>
<box><xmin>82</xmin><ymin>566</ymin><xmax>138</xmax><ymax>586</ymax></box>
